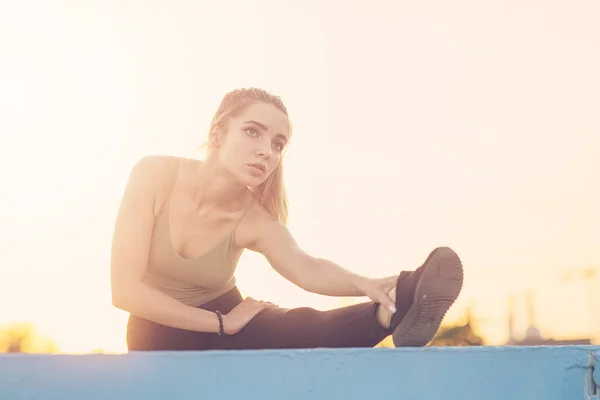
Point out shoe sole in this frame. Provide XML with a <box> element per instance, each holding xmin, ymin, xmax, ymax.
<box><xmin>392</xmin><ymin>247</ymin><xmax>463</xmax><ymax>347</ymax></box>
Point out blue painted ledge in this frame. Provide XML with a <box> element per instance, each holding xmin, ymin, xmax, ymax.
<box><xmin>1</xmin><ymin>346</ymin><xmax>599</xmax><ymax>399</ymax></box>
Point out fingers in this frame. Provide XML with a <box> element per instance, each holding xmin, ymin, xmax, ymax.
<box><xmin>260</xmin><ymin>300</ymin><xmax>278</xmax><ymax>309</ymax></box>
<box><xmin>250</xmin><ymin>301</ymin><xmax>277</xmax><ymax>318</ymax></box>
<box><xmin>243</xmin><ymin>298</ymin><xmax>278</xmax><ymax>309</ymax></box>
<box><xmin>388</xmin><ymin>287</ymin><xmax>396</xmax><ymax>304</ymax></box>
<box><xmin>227</xmin><ymin>298</ymin><xmax>279</xmax><ymax>334</ymax></box>
<box><xmin>372</xmin><ymin>277</ymin><xmax>398</xmax><ymax>314</ymax></box>
<box><xmin>379</xmin><ymin>293</ymin><xmax>397</xmax><ymax>315</ymax></box>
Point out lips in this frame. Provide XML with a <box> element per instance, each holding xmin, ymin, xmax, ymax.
<box><xmin>247</xmin><ymin>163</ymin><xmax>266</xmax><ymax>173</ymax></box>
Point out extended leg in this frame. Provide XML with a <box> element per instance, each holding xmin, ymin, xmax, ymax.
<box><xmin>218</xmin><ymin>301</ymin><xmax>389</xmax><ymax>350</ymax></box>
<box><xmin>127</xmin><ymin>247</ymin><xmax>463</xmax><ymax>351</ymax></box>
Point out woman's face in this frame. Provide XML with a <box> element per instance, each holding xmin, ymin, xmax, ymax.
<box><xmin>216</xmin><ymin>101</ymin><xmax>290</xmax><ymax>187</ymax></box>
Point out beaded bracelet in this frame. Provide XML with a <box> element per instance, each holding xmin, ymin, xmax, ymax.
<box><xmin>215</xmin><ymin>310</ymin><xmax>224</xmax><ymax>335</ymax></box>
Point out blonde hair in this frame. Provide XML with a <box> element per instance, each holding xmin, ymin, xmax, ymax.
<box><xmin>203</xmin><ymin>88</ymin><xmax>290</xmax><ymax>225</ymax></box>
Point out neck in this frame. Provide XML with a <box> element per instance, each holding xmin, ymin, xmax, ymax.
<box><xmin>191</xmin><ymin>155</ymin><xmax>247</xmax><ymax>208</ymax></box>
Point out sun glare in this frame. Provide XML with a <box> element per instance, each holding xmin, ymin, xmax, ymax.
<box><xmin>1</xmin><ymin>1</ymin><xmax>598</xmax><ymax>353</ymax></box>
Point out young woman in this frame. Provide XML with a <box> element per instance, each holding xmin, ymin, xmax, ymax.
<box><xmin>110</xmin><ymin>88</ymin><xmax>464</xmax><ymax>351</ymax></box>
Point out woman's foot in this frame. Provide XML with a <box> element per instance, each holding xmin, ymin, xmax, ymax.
<box><xmin>385</xmin><ymin>247</ymin><xmax>464</xmax><ymax>347</ymax></box>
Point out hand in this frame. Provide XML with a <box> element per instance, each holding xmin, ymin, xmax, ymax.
<box><xmin>356</xmin><ymin>276</ymin><xmax>398</xmax><ymax>315</ymax></box>
<box><xmin>222</xmin><ymin>297</ymin><xmax>278</xmax><ymax>335</ymax></box>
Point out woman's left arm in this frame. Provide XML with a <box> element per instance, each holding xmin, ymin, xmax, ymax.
<box><xmin>246</xmin><ymin>215</ymin><xmax>397</xmax><ymax>313</ymax></box>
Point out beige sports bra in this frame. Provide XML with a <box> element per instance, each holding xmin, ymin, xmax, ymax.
<box><xmin>143</xmin><ymin>160</ymin><xmax>253</xmax><ymax>307</ymax></box>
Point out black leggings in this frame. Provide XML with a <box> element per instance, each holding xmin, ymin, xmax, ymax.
<box><xmin>126</xmin><ymin>287</ymin><xmax>390</xmax><ymax>351</ymax></box>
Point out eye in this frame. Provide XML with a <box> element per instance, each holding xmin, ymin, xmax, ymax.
<box><xmin>244</xmin><ymin>127</ymin><xmax>259</xmax><ymax>137</ymax></box>
<box><xmin>272</xmin><ymin>141</ymin><xmax>284</xmax><ymax>152</ymax></box>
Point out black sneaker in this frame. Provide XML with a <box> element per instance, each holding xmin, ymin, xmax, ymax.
<box><xmin>390</xmin><ymin>247</ymin><xmax>464</xmax><ymax>347</ymax></box>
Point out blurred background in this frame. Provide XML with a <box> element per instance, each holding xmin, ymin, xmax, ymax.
<box><xmin>1</xmin><ymin>0</ymin><xmax>598</xmax><ymax>353</ymax></box>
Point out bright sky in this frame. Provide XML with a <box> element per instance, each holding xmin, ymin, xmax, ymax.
<box><xmin>0</xmin><ymin>0</ymin><xmax>598</xmax><ymax>353</ymax></box>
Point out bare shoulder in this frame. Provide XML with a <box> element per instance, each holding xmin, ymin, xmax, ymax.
<box><xmin>235</xmin><ymin>197</ymin><xmax>290</xmax><ymax>252</ymax></box>
<box><xmin>129</xmin><ymin>154</ymin><xmax>181</xmax><ymax>179</ymax></box>
<box><xmin>128</xmin><ymin>154</ymin><xmax>203</xmax><ymax>187</ymax></box>
<box><xmin>124</xmin><ymin>155</ymin><xmax>189</xmax><ymax>215</ymax></box>
<box><xmin>235</xmin><ymin>196</ymin><xmax>307</xmax><ymax>279</ymax></box>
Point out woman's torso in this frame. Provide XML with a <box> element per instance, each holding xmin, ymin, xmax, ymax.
<box><xmin>143</xmin><ymin>156</ymin><xmax>254</xmax><ymax>307</ymax></box>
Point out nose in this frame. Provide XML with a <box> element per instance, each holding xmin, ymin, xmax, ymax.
<box><xmin>255</xmin><ymin>139</ymin><xmax>272</xmax><ymax>159</ymax></box>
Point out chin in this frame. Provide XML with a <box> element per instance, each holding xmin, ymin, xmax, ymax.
<box><xmin>237</xmin><ymin>174</ymin><xmax>266</xmax><ymax>188</ymax></box>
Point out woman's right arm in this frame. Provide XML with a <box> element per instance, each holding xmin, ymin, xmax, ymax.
<box><xmin>110</xmin><ymin>156</ymin><xmax>274</xmax><ymax>334</ymax></box>
<box><xmin>110</xmin><ymin>156</ymin><xmax>223</xmax><ymax>333</ymax></box>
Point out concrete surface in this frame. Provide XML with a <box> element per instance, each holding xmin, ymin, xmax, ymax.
<box><xmin>1</xmin><ymin>346</ymin><xmax>599</xmax><ymax>399</ymax></box>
